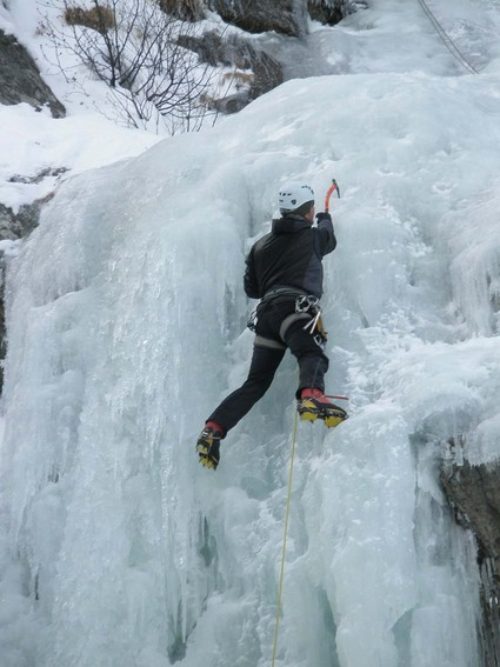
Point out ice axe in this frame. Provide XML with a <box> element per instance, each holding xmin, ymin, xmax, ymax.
<box><xmin>324</xmin><ymin>178</ymin><xmax>340</xmax><ymax>213</ymax></box>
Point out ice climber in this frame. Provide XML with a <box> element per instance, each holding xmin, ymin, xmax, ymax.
<box><xmin>196</xmin><ymin>181</ymin><xmax>348</xmax><ymax>469</ymax></box>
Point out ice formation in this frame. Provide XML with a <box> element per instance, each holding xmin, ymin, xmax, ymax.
<box><xmin>2</xmin><ymin>2</ymin><xmax>500</xmax><ymax>666</ymax></box>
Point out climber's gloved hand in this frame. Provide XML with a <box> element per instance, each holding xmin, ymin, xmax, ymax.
<box><xmin>315</xmin><ymin>211</ymin><xmax>332</xmax><ymax>224</ymax></box>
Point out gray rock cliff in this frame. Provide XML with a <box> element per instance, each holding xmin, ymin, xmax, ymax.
<box><xmin>0</xmin><ymin>29</ymin><xmax>65</xmax><ymax>117</ymax></box>
<box><xmin>441</xmin><ymin>456</ymin><xmax>500</xmax><ymax>666</ymax></box>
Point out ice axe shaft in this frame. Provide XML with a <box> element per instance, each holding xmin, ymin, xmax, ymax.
<box><xmin>325</xmin><ymin>394</ymin><xmax>349</xmax><ymax>401</ymax></box>
<box><xmin>324</xmin><ymin>178</ymin><xmax>340</xmax><ymax>213</ymax></box>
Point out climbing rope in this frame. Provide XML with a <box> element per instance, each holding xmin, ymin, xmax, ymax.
<box><xmin>271</xmin><ymin>409</ymin><xmax>299</xmax><ymax>666</ymax></box>
<box><xmin>416</xmin><ymin>0</ymin><xmax>479</xmax><ymax>75</ymax></box>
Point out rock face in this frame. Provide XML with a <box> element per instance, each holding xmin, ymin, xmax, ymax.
<box><xmin>159</xmin><ymin>0</ymin><xmax>205</xmax><ymax>21</ymax></box>
<box><xmin>308</xmin><ymin>0</ymin><xmax>343</xmax><ymax>25</ymax></box>
<box><xmin>0</xmin><ymin>197</ymin><xmax>52</xmax><ymax>241</ymax></box>
<box><xmin>207</xmin><ymin>0</ymin><xmax>301</xmax><ymax>36</ymax></box>
<box><xmin>308</xmin><ymin>0</ymin><xmax>368</xmax><ymax>25</ymax></box>
<box><xmin>441</xmin><ymin>459</ymin><xmax>500</xmax><ymax>666</ymax></box>
<box><xmin>205</xmin><ymin>0</ymin><xmax>366</xmax><ymax>36</ymax></box>
<box><xmin>179</xmin><ymin>0</ymin><xmax>368</xmax><ymax>114</ymax></box>
<box><xmin>0</xmin><ymin>196</ymin><xmax>51</xmax><ymax>391</ymax></box>
<box><xmin>178</xmin><ymin>31</ymin><xmax>283</xmax><ymax>113</ymax></box>
<box><xmin>0</xmin><ymin>167</ymin><xmax>64</xmax><ymax>392</ymax></box>
<box><xmin>0</xmin><ymin>29</ymin><xmax>65</xmax><ymax>117</ymax></box>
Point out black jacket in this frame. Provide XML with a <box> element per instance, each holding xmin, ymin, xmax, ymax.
<box><xmin>244</xmin><ymin>213</ymin><xmax>336</xmax><ymax>299</ymax></box>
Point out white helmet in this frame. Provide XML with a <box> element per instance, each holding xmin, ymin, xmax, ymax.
<box><xmin>278</xmin><ymin>181</ymin><xmax>315</xmax><ymax>214</ymax></box>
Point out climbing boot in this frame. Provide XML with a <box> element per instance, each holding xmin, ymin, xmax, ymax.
<box><xmin>196</xmin><ymin>421</ymin><xmax>224</xmax><ymax>470</ymax></box>
<box><xmin>297</xmin><ymin>388</ymin><xmax>348</xmax><ymax>428</ymax></box>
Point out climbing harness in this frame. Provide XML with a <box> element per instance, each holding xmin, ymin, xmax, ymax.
<box><xmin>271</xmin><ymin>409</ymin><xmax>299</xmax><ymax>667</ymax></box>
<box><xmin>247</xmin><ymin>287</ymin><xmax>309</xmax><ymax>333</ymax></box>
<box><xmin>248</xmin><ymin>288</ymin><xmax>326</xmax><ymax>348</ymax></box>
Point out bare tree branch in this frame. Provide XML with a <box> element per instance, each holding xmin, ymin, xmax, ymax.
<box><xmin>44</xmin><ymin>0</ymin><xmax>216</xmax><ymax>133</ymax></box>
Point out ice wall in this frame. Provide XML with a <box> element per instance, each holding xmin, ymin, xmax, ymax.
<box><xmin>2</xmin><ymin>68</ymin><xmax>500</xmax><ymax>666</ymax></box>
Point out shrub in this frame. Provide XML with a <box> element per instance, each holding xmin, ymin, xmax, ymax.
<box><xmin>49</xmin><ymin>0</ymin><xmax>214</xmax><ymax>134</ymax></box>
<box><xmin>64</xmin><ymin>4</ymin><xmax>115</xmax><ymax>33</ymax></box>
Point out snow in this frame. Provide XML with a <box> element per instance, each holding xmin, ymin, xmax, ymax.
<box><xmin>0</xmin><ymin>104</ymin><xmax>160</xmax><ymax>213</ymax></box>
<box><xmin>1</xmin><ymin>1</ymin><xmax>500</xmax><ymax>666</ymax></box>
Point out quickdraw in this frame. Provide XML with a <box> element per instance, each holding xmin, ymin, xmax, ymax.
<box><xmin>247</xmin><ymin>308</ymin><xmax>258</xmax><ymax>332</ymax></box>
<box><xmin>296</xmin><ymin>295</ymin><xmax>327</xmax><ymax>347</ymax></box>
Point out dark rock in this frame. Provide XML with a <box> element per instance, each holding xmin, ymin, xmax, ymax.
<box><xmin>0</xmin><ymin>29</ymin><xmax>66</xmax><ymax>118</ymax></box>
<box><xmin>0</xmin><ymin>203</ymin><xmax>19</xmax><ymax>241</ymax></box>
<box><xmin>250</xmin><ymin>48</ymin><xmax>283</xmax><ymax>98</ymax></box>
<box><xmin>206</xmin><ymin>0</ymin><xmax>301</xmax><ymax>36</ymax></box>
<box><xmin>0</xmin><ymin>280</ymin><xmax>5</xmax><ymax>392</ymax></box>
<box><xmin>178</xmin><ymin>31</ymin><xmax>283</xmax><ymax>113</ymax></box>
<box><xmin>0</xmin><ymin>187</ymin><xmax>57</xmax><ymax>394</ymax></box>
<box><xmin>1</xmin><ymin>202</ymin><xmax>32</xmax><ymax>240</ymax></box>
<box><xmin>8</xmin><ymin>166</ymin><xmax>68</xmax><ymax>185</ymax></box>
<box><xmin>0</xmin><ymin>193</ymin><xmax>54</xmax><ymax>241</ymax></box>
<box><xmin>203</xmin><ymin>90</ymin><xmax>249</xmax><ymax>114</ymax></box>
<box><xmin>179</xmin><ymin>32</ymin><xmax>227</xmax><ymax>67</ymax></box>
<box><xmin>204</xmin><ymin>0</ymin><xmax>367</xmax><ymax>34</ymax></box>
<box><xmin>441</xmin><ymin>459</ymin><xmax>500</xmax><ymax>581</ymax></box>
<box><xmin>159</xmin><ymin>0</ymin><xmax>205</xmax><ymax>21</ymax></box>
<box><xmin>308</xmin><ymin>0</ymin><xmax>343</xmax><ymax>25</ymax></box>
<box><xmin>441</xmin><ymin>458</ymin><xmax>500</xmax><ymax>666</ymax></box>
<box><xmin>307</xmin><ymin>0</ymin><xmax>368</xmax><ymax>25</ymax></box>
<box><xmin>0</xmin><ymin>168</ymin><xmax>66</xmax><ymax>240</ymax></box>
<box><xmin>178</xmin><ymin>31</ymin><xmax>248</xmax><ymax>68</ymax></box>
<box><xmin>478</xmin><ymin>561</ymin><xmax>500</xmax><ymax>667</ymax></box>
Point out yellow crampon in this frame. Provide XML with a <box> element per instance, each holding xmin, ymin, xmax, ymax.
<box><xmin>197</xmin><ymin>445</ymin><xmax>218</xmax><ymax>469</ymax></box>
<box><xmin>196</xmin><ymin>432</ymin><xmax>221</xmax><ymax>470</ymax></box>
<box><xmin>297</xmin><ymin>398</ymin><xmax>347</xmax><ymax>428</ymax></box>
<box><xmin>324</xmin><ymin>414</ymin><xmax>346</xmax><ymax>428</ymax></box>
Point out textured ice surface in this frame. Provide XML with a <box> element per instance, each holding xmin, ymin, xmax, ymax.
<box><xmin>2</xmin><ymin>2</ymin><xmax>500</xmax><ymax>666</ymax></box>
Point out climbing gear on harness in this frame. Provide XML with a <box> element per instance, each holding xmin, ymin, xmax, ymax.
<box><xmin>295</xmin><ymin>295</ymin><xmax>327</xmax><ymax>347</ymax></box>
<box><xmin>274</xmin><ymin>295</ymin><xmax>327</xmax><ymax>346</ymax></box>
<box><xmin>298</xmin><ymin>388</ymin><xmax>348</xmax><ymax>428</ymax></box>
<box><xmin>247</xmin><ymin>286</ymin><xmax>309</xmax><ymax>333</ymax></box>
<box><xmin>295</xmin><ymin>294</ymin><xmax>319</xmax><ymax>313</ymax></box>
<box><xmin>196</xmin><ymin>421</ymin><xmax>224</xmax><ymax>470</ymax></box>
<box><xmin>271</xmin><ymin>409</ymin><xmax>299</xmax><ymax>667</ymax></box>
<box><xmin>246</xmin><ymin>308</ymin><xmax>258</xmax><ymax>333</ymax></box>
<box><xmin>248</xmin><ymin>288</ymin><xmax>328</xmax><ymax>350</ymax></box>
<box><xmin>247</xmin><ymin>286</ymin><xmax>310</xmax><ymax>335</ymax></box>
<box><xmin>278</xmin><ymin>182</ymin><xmax>315</xmax><ymax>214</ymax></box>
<box><xmin>324</xmin><ymin>178</ymin><xmax>340</xmax><ymax>213</ymax></box>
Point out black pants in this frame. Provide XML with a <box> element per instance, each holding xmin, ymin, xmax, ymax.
<box><xmin>208</xmin><ymin>299</ymin><xmax>329</xmax><ymax>435</ymax></box>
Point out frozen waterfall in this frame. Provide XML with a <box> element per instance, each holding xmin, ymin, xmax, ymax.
<box><xmin>2</xmin><ymin>68</ymin><xmax>500</xmax><ymax>666</ymax></box>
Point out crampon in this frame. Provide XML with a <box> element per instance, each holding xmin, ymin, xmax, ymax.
<box><xmin>297</xmin><ymin>390</ymin><xmax>348</xmax><ymax>428</ymax></box>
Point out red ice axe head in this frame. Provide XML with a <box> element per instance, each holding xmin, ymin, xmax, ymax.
<box><xmin>324</xmin><ymin>178</ymin><xmax>340</xmax><ymax>213</ymax></box>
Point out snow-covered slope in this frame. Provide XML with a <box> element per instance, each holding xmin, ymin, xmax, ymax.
<box><xmin>1</xmin><ymin>1</ymin><xmax>500</xmax><ymax>666</ymax></box>
<box><xmin>0</xmin><ymin>103</ymin><xmax>160</xmax><ymax>213</ymax></box>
